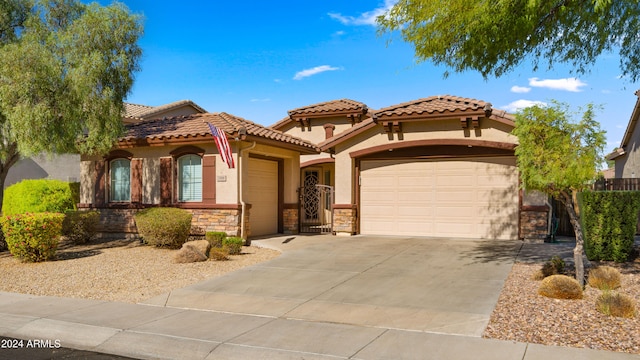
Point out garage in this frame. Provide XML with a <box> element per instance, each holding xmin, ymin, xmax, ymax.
<box><xmin>246</xmin><ymin>157</ymin><xmax>279</xmax><ymax>236</ymax></box>
<box><xmin>359</xmin><ymin>156</ymin><xmax>519</xmax><ymax>239</ymax></box>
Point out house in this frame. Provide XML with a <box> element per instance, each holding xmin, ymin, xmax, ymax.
<box><xmin>607</xmin><ymin>90</ymin><xmax>640</xmax><ymax>178</ymax></box>
<box><xmin>4</xmin><ymin>100</ymin><xmax>206</xmax><ymax>189</ymax></box>
<box><xmin>79</xmin><ymin>112</ymin><xmax>318</xmax><ymax>239</ymax></box>
<box><xmin>79</xmin><ymin>95</ymin><xmax>549</xmax><ymax>241</ymax></box>
<box><xmin>273</xmin><ymin>96</ymin><xmax>548</xmax><ymax>240</ymax></box>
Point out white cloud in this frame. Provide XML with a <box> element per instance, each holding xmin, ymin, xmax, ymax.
<box><xmin>528</xmin><ymin>77</ymin><xmax>587</xmax><ymax>92</ymax></box>
<box><xmin>502</xmin><ymin>99</ymin><xmax>547</xmax><ymax>113</ymax></box>
<box><xmin>250</xmin><ymin>98</ymin><xmax>271</xmax><ymax>102</ymax></box>
<box><xmin>328</xmin><ymin>0</ymin><xmax>398</xmax><ymax>26</ymax></box>
<box><xmin>510</xmin><ymin>85</ymin><xmax>531</xmax><ymax>93</ymax></box>
<box><xmin>293</xmin><ymin>65</ymin><xmax>342</xmax><ymax>80</ymax></box>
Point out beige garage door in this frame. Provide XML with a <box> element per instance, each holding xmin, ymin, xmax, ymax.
<box><xmin>360</xmin><ymin>157</ymin><xmax>519</xmax><ymax>239</ymax></box>
<box><xmin>246</xmin><ymin>158</ymin><xmax>278</xmax><ymax>236</ymax></box>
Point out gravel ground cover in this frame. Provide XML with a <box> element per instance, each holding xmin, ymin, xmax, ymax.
<box><xmin>484</xmin><ymin>255</ymin><xmax>640</xmax><ymax>355</ymax></box>
<box><xmin>0</xmin><ymin>237</ymin><xmax>280</xmax><ymax>304</ymax></box>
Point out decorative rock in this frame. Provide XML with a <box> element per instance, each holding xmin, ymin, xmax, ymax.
<box><xmin>173</xmin><ymin>241</ymin><xmax>208</xmax><ymax>263</ymax></box>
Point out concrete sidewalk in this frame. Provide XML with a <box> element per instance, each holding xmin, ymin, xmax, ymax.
<box><xmin>0</xmin><ymin>235</ymin><xmax>636</xmax><ymax>359</ymax></box>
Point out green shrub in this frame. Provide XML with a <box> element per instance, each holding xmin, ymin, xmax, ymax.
<box><xmin>579</xmin><ymin>191</ymin><xmax>640</xmax><ymax>262</ymax></box>
<box><xmin>205</xmin><ymin>231</ymin><xmax>227</xmax><ymax>248</ymax></box>
<box><xmin>588</xmin><ymin>266</ymin><xmax>622</xmax><ymax>291</ymax></box>
<box><xmin>0</xmin><ymin>212</ymin><xmax>65</xmax><ymax>262</ymax></box>
<box><xmin>596</xmin><ymin>292</ymin><xmax>636</xmax><ymax>318</ymax></box>
<box><xmin>3</xmin><ymin>179</ymin><xmax>78</xmax><ymax>215</ymax></box>
<box><xmin>223</xmin><ymin>236</ymin><xmax>244</xmax><ymax>255</ymax></box>
<box><xmin>134</xmin><ymin>208</ymin><xmax>192</xmax><ymax>248</ymax></box>
<box><xmin>62</xmin><ymin>210</ymin><xmax>100</xmax><ymax>244</ymax></box>
<box><xmin>533</xmin><ymin>255</ymin><xmax>567</xmax><ymax>280</ymax></box>
<box><xmin>538</xmin><ymin>274</ymin><xmax>583</xmax><ymax>300</ymax></box>
<box><xmin>208</xmin><ymin>247</ymin><xmax>229</xmax><ymax>261</ymax></box>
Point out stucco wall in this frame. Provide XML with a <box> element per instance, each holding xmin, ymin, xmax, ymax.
<box><xmin>238</xmin><ymin>142</ymin><xmax>300</xmax><ymax>204</ymax></box>
<box><xmin>5</xmin><ymin>153</ymin><xmax>81</xmax><ymax>189</ymax></box>
<box><xmin>80</xmin><ymin>140</ymin><xmax>302</xmax><ymax>207</ymax></box>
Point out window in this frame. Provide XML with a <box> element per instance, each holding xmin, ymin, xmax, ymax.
<box><xmin>178</xmin><ymin>154</ymin><xmax>202</xmax><ymax>201</ymax></box>
<box><xmin>110</xmin><ymin>158</ymin><xmax>131</xmax><ymax>202</ymax></box>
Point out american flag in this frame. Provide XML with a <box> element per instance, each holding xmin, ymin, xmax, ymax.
<box><xmin>207</xmin><ymin>123</ymin><xmax>235</xmax><ymax>168</ymax></box>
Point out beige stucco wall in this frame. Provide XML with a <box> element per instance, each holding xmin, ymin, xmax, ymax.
<box><xmin>80</xmin><ymin>160</ymin><xmax>96</xmax><ymax>204</ymax></box>
<box><xmin>237</xmin><ymin>142</ymin><xmax>301</xmax><ymax>204</ymax></box>
<box><xmin>278</xmin><ymin>116</ymin><xmax>356</xmax><ymax>164</ymax></box>
<box><xmin>80</xmin><ymin>142</ymin><xmax>241</xmax><ymax>205</ymax></box>
<box><xmin>332</xmin><ymin>118</ymin><xmax>518</xmax><ymax>204</ymax></box>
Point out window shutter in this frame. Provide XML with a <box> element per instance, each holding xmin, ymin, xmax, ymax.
<box><xmin>131</xmin><ymin>159</ymin><xmax>143</xmax><ymax>203</ymax></box>
<box><xmin>160</xmin><ymin>157</ymin><xmax>172</xmax><ymax>205</ymax></box>
<box><xmin>202</xmin><ymin>155</ymin><xmax>216</xmax><ymax>203</ymax></box>
<box><xmin>94</xmin><ymin>160</ymin><xmax>106</xmax><ymax>206</ymax></box>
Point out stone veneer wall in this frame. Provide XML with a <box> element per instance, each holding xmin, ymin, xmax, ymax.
<box><xmin>283</xmin><ymin>208</ymin><xmax>299</xmax><ymax>234</ymax></box>
<box><xmin>333</xmin><ymin>207</ymin><xmax>357</xmax><ymax>234</ymax></box>
<box><xmin>94</xmin><ymin>207</ymin><xmax>244</xmax><ymax>237</ymax></box>
<box><xmin>520</xmin><ymin>208</ymin><xmax>549</xmax><ymax>241</ymax></box>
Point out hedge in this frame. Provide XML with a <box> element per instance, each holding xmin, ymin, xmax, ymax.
<box><xmin>3</xmin><ymin>179</ymin><xmax>79</xmax><ymax>215</ymax></box>
<box><xmin>579</xmin><ymin>191</ymin><xmax>640</xmax><ymax>262</ymax></box>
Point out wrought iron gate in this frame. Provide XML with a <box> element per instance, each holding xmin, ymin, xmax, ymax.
<box><xmin>299</xmin><ymin>181</ymin><xmax>333</xmax><ymax>234</ymax></box>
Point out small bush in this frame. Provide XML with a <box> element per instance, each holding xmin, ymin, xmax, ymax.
<box><xmin>62</xmin><ymin>210</ymin><xmax>100</xmax><ymax>244</ymax></box>
<box><xmin>538</xmin><ymin>275</ymin><xmax>583</xmax><ymax>300</ymax></box>
<box><xmin>135</xmin><ymin>208</ymin><xmax>192</xmax><ymax>249</ymax></box>
<box><xmin>0</xmin><ymin>212</ymin><xmax>65</xmax><ymax>262</ymax></box>
<box><xmin>533</xmin><ymin>255</ymin><xmax>566</xmax><ymax>280</ymax></box>
<box><xmin>208</xmin><ymin>247</ymin><xmax>229</xmax><ymax>261</ymax></box>
<box><xmin>3</xmin><ymin>179</ymin><xmax>78</xmax><ymax>215</ymax></box>
<box><xmin>596</xmin><ymin>292</ymin><xmax>636</xmax><ymax>318</ymax></box>
<box><xmin>588</xmin><ymin>266</ymin><xmax>622</xmax><ymax>291</ymax></box>
<box><xmin>223</xmin><ymin>237</ymin><xmax>244</xmax><ymax>255</ymax></box>
<box><xmin>205</xmin><ymin>231</ymin><xmax>227</xmax><ymax>248</ymax></box>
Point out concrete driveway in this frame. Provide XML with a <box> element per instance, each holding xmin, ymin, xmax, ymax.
<box><xmin>144</xmin><ymin>235</ymin><xmax>520</xmax><ymax>337</ymax></box>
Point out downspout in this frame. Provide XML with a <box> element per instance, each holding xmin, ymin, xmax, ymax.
<box><xmin>239</xmin><ymin>141</ymin><xmax>256</xmax><ymax>244</ymax></box>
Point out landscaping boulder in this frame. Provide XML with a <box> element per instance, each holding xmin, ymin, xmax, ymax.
<box><xmin>173</xmin><ymin>240</ymin><xmax>210</xmax><ymax>263</ymax></box>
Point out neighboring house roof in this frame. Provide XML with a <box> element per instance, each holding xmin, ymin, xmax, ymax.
<box><xmin>319</xmin><ymin>95</ymin><xmax>514</xmax><ymax>151</ymax></box>
<box><xmin>607</xmin><ymin>90</ymin><xmax>640</xmax><ymax>160</ymax></box>
<box><xmin>119</xmin><ymin>112</ymin><xmax>319</xmax><ymax>154</ymax></box>
<box><xmin>123</xmin><ymin>100</ymin><xmax>207</xmax><ymax>121</ymax></box>
<box><xmin>601</xmin><ymin>168</ymin><xmax>615</xmax><ymax>179</ymax></box>
<box><xmin>271</xmin><ymin>99</ymin><xmax>370</xmax><ymax>130</ymax></box>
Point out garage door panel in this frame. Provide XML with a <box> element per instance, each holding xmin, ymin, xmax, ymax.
<box><xmin>247</xmin><ymin>158</ymin><xmax>278</xmax><ymax>237</ymax></box>
<box><xmin>360</xmin><ymin>157</ymin><xmax>518</xmax><ymax>239</ymax></box>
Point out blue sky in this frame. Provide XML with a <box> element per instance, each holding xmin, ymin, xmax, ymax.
<box><xmin>106</xmin><ymin>0</ymin><xmax>638</xmax><ymax>152</ymax></box>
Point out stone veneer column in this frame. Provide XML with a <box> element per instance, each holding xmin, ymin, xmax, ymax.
<box><xmin>520</xmin><ymin>206</ymin><xmax>549</xmax><ymax>242</ymax></box>
<box><xmin>333</xmin><ymin>206</ymin><xmax>357</xmax><ymax>235</ymax></box>
<box><xmin>283</xmin><ymin>205</ymin><xmax>299</xmax><ymax>234</ymax></box>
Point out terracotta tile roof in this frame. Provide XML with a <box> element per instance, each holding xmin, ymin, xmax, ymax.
<box><xmin>288</xmin><ymin>98</ymin><xmax>368</xmax><ymax>117</ymax></box>
<box><xmin>123</xmin><ymin>100</ymin><xmax>207</xmax><ymax>120</ymax></box>
<box><xmin>374</xmin><ymin>95</ymin><xmax>490</xmax><ymax>119</ymax></box>
<box><xmin>271</xmin><ymin>99</ymin><xmax>371</xmax><ymax>130</ymax></box>
<box><xmin>120</xmin><ymin>112</ymin><xmax>319</xmax><ymax>153</ymax></box>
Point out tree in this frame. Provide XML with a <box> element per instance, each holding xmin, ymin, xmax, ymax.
<box><xmin>0</xmin><ymin>0</ymin><xmax>142</xmax><ymax>207</ymax></box>
<box><xmin>377</xmin><ymin>0</ymin><xmax>640</xmax><ymax>81</ymax></box>
<box><xmin>513</xmin><ymin>102</ymin><xmax>605</xmax><ymax>286</ymax></box>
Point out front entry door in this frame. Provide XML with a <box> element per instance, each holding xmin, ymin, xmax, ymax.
<box><xmin>300</xmin><ymin>169</ymin><xmax>333</xmax><ymax>233</ymax></box>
